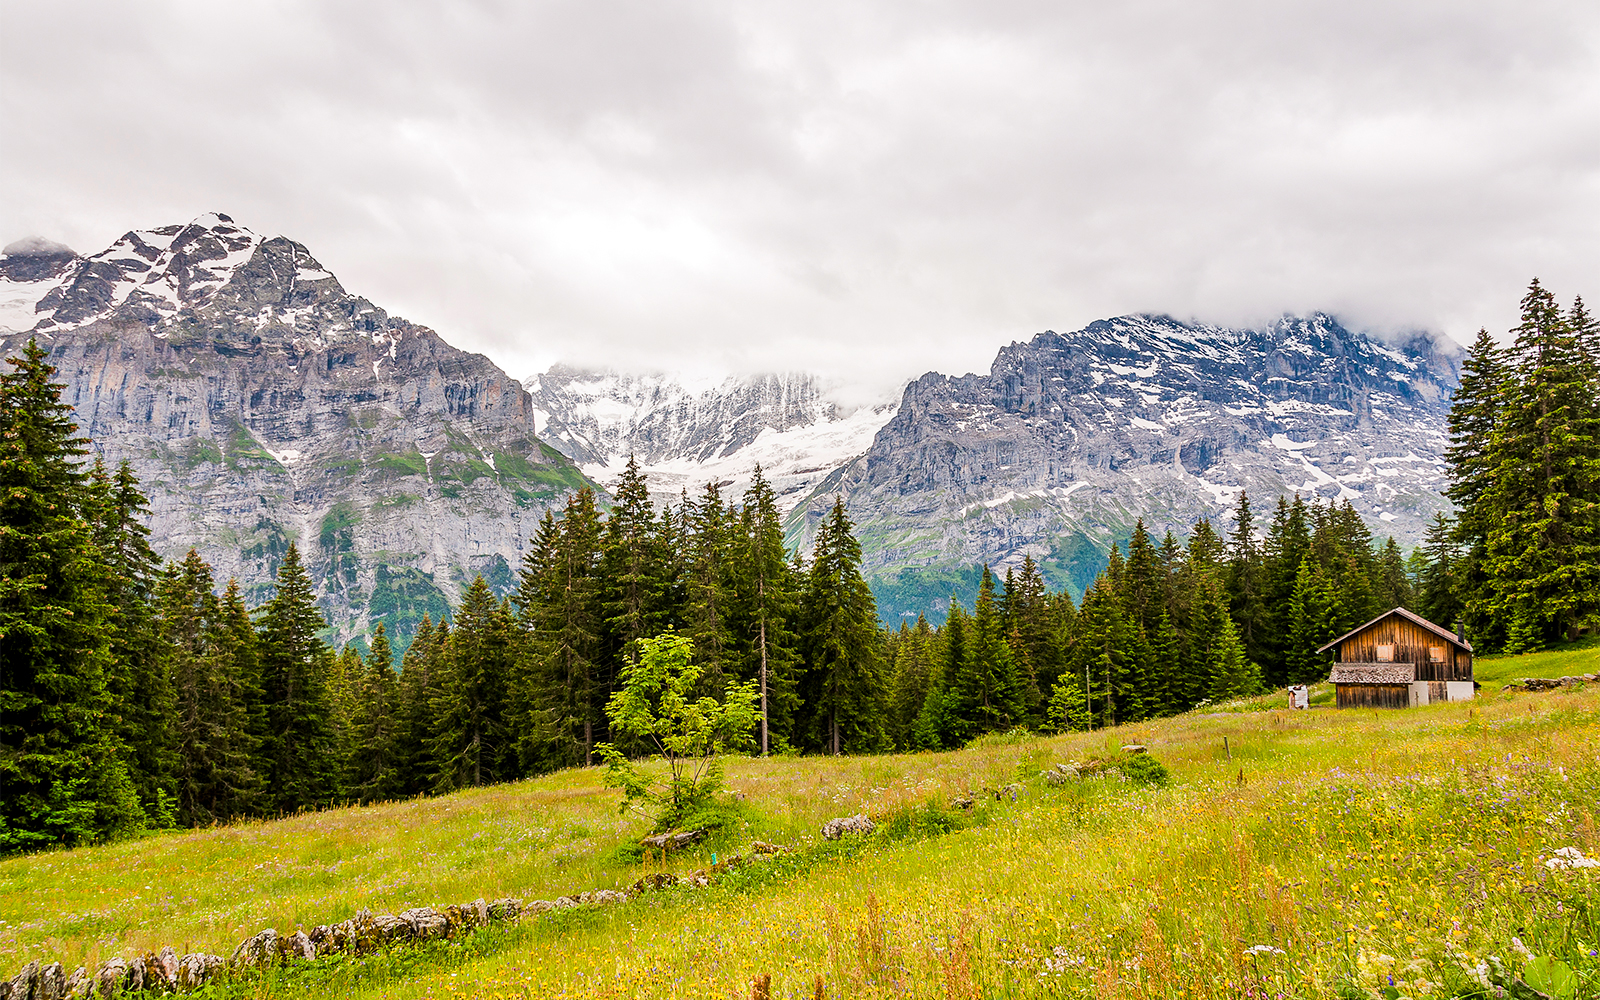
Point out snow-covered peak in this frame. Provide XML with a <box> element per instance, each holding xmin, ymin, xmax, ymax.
<box><xmin>528</xmin><ymin>364</ymin><xmax>899</xmax><ymax>512</ymax></box>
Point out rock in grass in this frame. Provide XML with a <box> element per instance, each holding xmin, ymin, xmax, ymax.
<box><xmin>94</xmin><ymin>958</ymin><xmax>128</xmax><ymax>996</ymax></box>
<box><xmin>950</xmin><ymin>795</ymin><xmax>975</xmax><ymax>810</ymax></box>
<box><xmin>488</xmin><ymin>898</ymin><xmax>523</xmax><ymax>920</ymax></box>
<box><xmin>1120</xmin><ymin>744</ymin><xmax>1148</xmax><ymax>755</ymax></box>
<box><xmin>6</xmin><ymin>962</ymin><xmax>37</xmax><ymax>1000</ymax></box>
<box><xmin>175</xmin><ymin>954</ymin><xmax>224</xmax><ymax>989</ymax></box>
<box><xmin>640</xmin><ymin>830</ymin><xmax>706</xmax><ymax>852</ymax></box>
<box><xmin>400</xmin><ymin>907</ymin><xmax>451</xmax><ymax>939</ymax></box>
<box><xmin>283</xmin><ymin>931</ymin><xmax>315</xmax><ymax>961</ymax></box>
<box><xmin>63</xmin><ymin>966</ymin><xmax>89</xmax><ymax>999</ymax></box>
<box><xmin>821</xmin><ymin>815</ymin><xmax>875</xmax><ymax>840</ymax></box>
<box><xmin>231</xmin><ymin>928</ymin><xmax>279</xmax><ymax>969</ymax></box>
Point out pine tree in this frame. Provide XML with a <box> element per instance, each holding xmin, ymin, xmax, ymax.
<box><xmin>948</xmin><ymin>567</ymin><xmax>1025</xmax><ymax>736</ymax></box>
<box><xmin>684</xmin><ymin>481</ymin><xmax>734</xmax><ymax>694</ymax></box>
<box><xmin>1417</xmin><ymin>513</ymin><xmax>1462</xmax><ymax>627</ymax></box>
<box><xmin>521</xmin><ymin>490</ymin><xmax>605</xmax><ymax>765</ymax></box>
<box><xmin>599</xmin><ymin>456</ymin><xmax>664</xmax><ymax>669</ymax></box>
<box><xmin>1068</xmin><ymin>578</ymin><xmax>1129</xmax><ymax>728</ymax></box>
<box><xmin>1445</xmin><ymin>328</ymin><xmax>1508</xmax><ymax>648</ymax></box>
<box><xmin>887</xmin><ymin>616</ymin><xmax>936</xmax><ymax>749</ymax></box>
<box><xmin>87</xmin><ymin>459</ymin><xmax>174</xmax><ymax>826</ymax></box>
<box><xmin>1482</xmin><ymin>280</ymin><xmax>1600</xmax><ymax>648</ymax></box>
<box><xmin>431</xmin><ymin>577</ymin><xmax>513</xmax><ymax>789</ymax></box>
<box><xmin>797</xmin><ymin>498</ymin><xmax>885</xmax><ymax>754</ymax></box>
<box><xmin>1284</xmin><ymin>555</ymin><xmax>1340</xmax><ymax>684</ymax></box>
<box><xmin>257</xmin><ymin>543</ymin><xmax>337</xmax><ymax>813</ymax></box>
<box><xmin>160</xmin><ymin>551</ymin><xmax>256</xmax><ymax>826</ymax></box>
<box><xmin>1374</xmin><ymin>537</ymin><xmax>1413</xmax><ymax>611</ymax></box>
<box><xmin>394</xmin><ymin>614</ymin><xmax>444</xmax><ymax>793</ymax></box>
<box><xmin>1225</xmin><ymin>490</ymin><xmax>1269</xmax><ymax>670</ymax></box>
<box><xmin>731</xmin><ymin>468</ymin><xmax>800</xmax><ymax>754</ymax></box>
<box><xmin>215</xmin><ymin>579</ymin><xmax>264</xmax><ymax>814</ymax></box>
<box><xmin>0</xmin><ymin>340</ymin><xmax>143</xmax><ymax>852</ymax></box>
<box><xmin>347</xmin><ymin>621</ymin><xmax>400</xmax><ymax>802</ymax></box>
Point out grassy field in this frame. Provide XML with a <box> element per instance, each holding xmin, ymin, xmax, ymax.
<box><xmin>1</xmin><ymin>655</ymin><xmax>1596</xmax><ymax>999</ymax></box>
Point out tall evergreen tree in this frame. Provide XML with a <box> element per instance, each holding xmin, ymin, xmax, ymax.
<box><xmin>1483</xmin><ymin>279</ymin><xmax>1600</xmax><ymax>648</ymax></box>
<box><xmin>1225</xmin><ymin>490</ymin><xmax>1269</xmax><ymax>670</ymax></box>
<box><xmin>347</xmin><ymin>621</ymin><xmax>400</xmax><ymax>802</ymax></box>
<box><xmin>257</xmin><ymin>543</ymin><xmax>336</xmax><ymax>813</ymax></box>
<box><xmin>797</xmin><ymin>499</ymin><xmax>884</xmax><ymax>754</ymax></box>
<box><xmin>431</xmin><ymin>577</ymin><xmax>514</xmax><ymax>789</ymax></box>
<box><xmin>160</xmin><ymin>551</ymin><xmax>256</xmax><ymax>826</ymax></box>
<box><xmin>87</xmin><ymin>459</ymin><xmax>174</xmax><ymax>825</ymax></box>
<box><xmin>731</xmin><ymin>468</ymin><xmax>800</xmax><ymax>753</ymax></box>
<box><xmin>0</xmin><ymin>340</ymin><xmax>142</xmax><ymax>852</ymax></box>
<box><xmin>948</xmin><ymin>567</ymin><xmax>1026</xmax><ymax>736</ymax></box>
<box><xmin>1445</xmin><ymin>327</ymin><xmax>1509</xmax><ymax>648</ymax></box>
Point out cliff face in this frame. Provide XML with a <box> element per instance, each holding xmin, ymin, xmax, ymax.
<box><xmin>0</xmin><ymin>214</ymin><xmax>590</xmax><ymax>644</ymax></box>
<box><xmin>790</xmin><ymin>314</ymin><xmax>1461</xmax><ymax>616</ymax></box>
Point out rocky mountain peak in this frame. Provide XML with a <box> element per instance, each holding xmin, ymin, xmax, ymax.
<box><xmin>0</xmin><ymin>214</ymin><xmax>591</xmax><ymax>647</ymax></box>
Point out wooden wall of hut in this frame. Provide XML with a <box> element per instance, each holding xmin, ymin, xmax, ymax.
<box><xmin>1336</xmin><ymin>684</ymin><xmax>1412</xmax><ymax>709</ymax></box>
<box><xmin>1334</xmin><ymin>617</ymin><xmax>1471</xmax><ymax>682</ymax></box>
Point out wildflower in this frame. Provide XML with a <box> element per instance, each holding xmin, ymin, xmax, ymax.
<box><xmin>1243</xmin><ymin>945</ymin><xmax>1285</xmax><ymax>957</ymax></box>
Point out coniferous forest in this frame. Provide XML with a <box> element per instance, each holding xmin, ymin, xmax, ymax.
<box><xmin>2</xmin><ymin>279</ymin><xmax>1597</xmax><ymax>854</ymax></box>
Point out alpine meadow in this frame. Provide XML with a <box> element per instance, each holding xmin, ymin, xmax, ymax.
<box><xmin>0</xmin><ymin>269</ymin><xmax>1597</xmax><ymax>999</ymax></box>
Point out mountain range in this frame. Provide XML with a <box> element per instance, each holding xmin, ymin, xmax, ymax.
<box><xmin>1</xmin><ymin>214</ymin><xmax>1463</xmax><ymax>635</ymax></box>
<box><xmin>0</xmin><ymin>214</ymin><xmax>590</xmax><ymax>647</ymax></box>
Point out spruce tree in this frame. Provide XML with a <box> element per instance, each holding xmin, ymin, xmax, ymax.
<box><xmin>0</xmin><ymin>340</ymin><xmax>142</xmax><ymax>852</ymax></box>
<box><xmin>1483</xmin><ymin>279</ymin><xmax>1600</xmax><ymax>648</ymax></box>
<box><xmin>731</xmin><ymin>468</ymin><xmax>800</xmax><ymax>753</ymax></box>
<box><xmin>88</xmin><ymin>459</ymin><xmax>174</xmax><ymax>825</ymax></box>
<box><xmin>1418</xmin><ymin>513</ymin><xmax>1462</xmax><ymax>627</ymax></box>
<box><xmin>887</xmin><ymin>615</ymin><xmax>936</xmax><ymax>749</ymax></box>
<box><xmin>347</xmin><ymin>621</ymin><xmax>400</xmax><ymax>802</ymax></box>
<box><xmin>599</xmin><ymin>456</ymin><xmax>665</xmax><ymax>669</ymax></box>
<box><xmin>431</xmin><ymin>577</ymin><xmax>513</xmax><ymax>789</ymax></box>
<box><xmin>948</xmin><ymin>567</ymin><xmax>1025</xmax><ymax>736</ymax></box>
<box><xmin>160</xmin><ymin>551</ymin><xmax>256</xmax><ymax>826</ymax></box>
<box><xmin>684</xmin><ymin>481</ymin><xmax>734</xmax><ymax>694</ymax></box>
<box><xmin>257</xmin><ymin>543</ymin><xmax>336</xmax><ymax>813</ymax></box>
<box><xmin>1445</xmin><ymin>328</ymin><xmax>1509</xmax><ymax>648</ymax></box>
<box><xmin>522</xmin><ymin>489</ymin><xmax>605</xmax><ymax>764</ymax></box>
<box><xmin>797</xmin><ymin>498</ymin><xmax>885</xmax><ymax>754</ymax></box>
<box><xmin>1225</xmin><ymin>490</ymin><xmax>1269</xmax><ymax>670</ymax></box>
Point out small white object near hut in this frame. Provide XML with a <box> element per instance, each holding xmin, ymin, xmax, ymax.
<box><xmin>1286</xmin><ymin>684</ymin><xmax>1309</xmax><ymax>710</ymax></box>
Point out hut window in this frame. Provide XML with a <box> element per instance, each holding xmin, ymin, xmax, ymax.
<box><xmin>1429</xmin><ymin>646</ymin><xmax>1445</xmax><ymax>662</ymax></box>
<box><xmin>1376</xmin><ymin>644</ymin><xmax>1395</xmax><ymax>662</ymax></box>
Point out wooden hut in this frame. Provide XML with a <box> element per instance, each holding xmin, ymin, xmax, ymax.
<box><xmin>1317</xmin><ymin>607</ymin><xmax>1474</xmax><ymax>709</ymax></box>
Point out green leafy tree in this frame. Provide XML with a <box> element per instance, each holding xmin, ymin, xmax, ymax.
<box><xmin>595</xmin><ymin>631</ymin><xmax>758</xmax><ymax>831</ymax></box>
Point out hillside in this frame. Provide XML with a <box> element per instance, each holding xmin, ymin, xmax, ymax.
<box><xmin>2</xmin><ymin>669</ymin><xmax>1593</xmax><ymax>999</ymax></box>
<box><xmin>0</xmin><ymin>216</ymin><xmax>592</xmax><ymax>645</ymax></box>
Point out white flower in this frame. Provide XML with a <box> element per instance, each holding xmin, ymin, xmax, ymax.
<box><xmin>1244</xmin><ymin>944</ymin><xmax>1286</xmax><ymax>957</ymax></box>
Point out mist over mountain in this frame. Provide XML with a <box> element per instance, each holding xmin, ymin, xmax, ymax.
<box><xmin>526</xmin><ymin>365</ymin><xmax>897</xmax><ymax>513</ymax></box>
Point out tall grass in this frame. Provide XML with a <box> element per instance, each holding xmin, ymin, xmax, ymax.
<box><xmin>2</xmin><ymin>677</ymin><xmax>1596</xmax><ymax>999</ymax></box>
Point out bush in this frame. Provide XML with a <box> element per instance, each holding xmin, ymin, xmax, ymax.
<box><xmin>1117</xmin><ymin>753</ymin><xmax>1172</xmax><ymax>788</ymax></box>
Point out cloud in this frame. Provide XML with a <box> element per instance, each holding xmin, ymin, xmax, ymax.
<box><xmin>4</xmin><ymin>0</ymin><xmax>1598</xmax><ymax>396</ymax></box>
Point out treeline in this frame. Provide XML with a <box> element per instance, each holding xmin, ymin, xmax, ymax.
<box><xmin>1429</xmin><ymin>279</ymin><xmax>1600</xmax><ymax>652</ymax></box>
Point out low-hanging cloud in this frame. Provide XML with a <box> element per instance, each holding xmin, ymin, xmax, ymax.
<box><xmin>4</xmin><ymin>0</ymin><xmax>1597</xmax><ymax>396</ymax></box>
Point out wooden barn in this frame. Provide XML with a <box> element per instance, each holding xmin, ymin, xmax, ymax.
<box><xmin>1317</xmin><ymin>607</ymin><xmax>1474</xmax><ymax>709</ymax></box>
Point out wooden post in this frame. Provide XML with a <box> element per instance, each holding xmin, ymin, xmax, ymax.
<box><xmin>1224</xmin><ymin>736</ymin><xmax>1231</xmax><ymax>760</ymax></box>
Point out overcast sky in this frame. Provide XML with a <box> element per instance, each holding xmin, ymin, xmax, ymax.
<box><xmin>4</xmin><ymin>1</ymin><xmax>1598</xmax><ymax>399</ymax></box>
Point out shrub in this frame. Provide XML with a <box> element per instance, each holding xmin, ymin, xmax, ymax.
<box><xmin>1117</xmin><ymin>753</ymin><xmax>1172</xmax><ymax>788</ymax></box>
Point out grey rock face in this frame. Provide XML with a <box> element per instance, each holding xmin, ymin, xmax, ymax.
<box><xmin>792</xmin><ymin>313</ymin><xmax>1460</xmax><ymax>614</ymax></box>
<box><xmin>0</xmin><ymin>214</ymin><xmax>590</xmax><ymax>645</ymax></box>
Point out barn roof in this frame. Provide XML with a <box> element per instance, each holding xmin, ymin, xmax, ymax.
<box><xmin>1316</xmin><ymin>606</ymin><xmax>1473</xmax><ymax>654</ymax></box>
<box><xmin>1330</xmin><ymin>663</ymin><xmax>1415</xmax><ymax>685</ymax></box>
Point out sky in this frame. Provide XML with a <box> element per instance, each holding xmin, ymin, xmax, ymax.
<box><xmin>4</xmin><ymin>1</ymin><xmax>1599</xmax><ymax>400</ymax></box>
